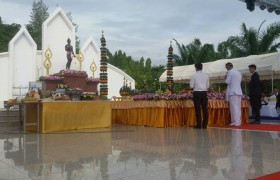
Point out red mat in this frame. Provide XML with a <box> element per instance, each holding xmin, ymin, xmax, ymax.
<box><xmin>248</xmin><ymin>171</ymin><xmax>280</xmax><ymax>180</ymax></box>
<box><xmin>213</xmin><ymin>123</ymin><xmax>280</xmax><ymax>132</ymax></box>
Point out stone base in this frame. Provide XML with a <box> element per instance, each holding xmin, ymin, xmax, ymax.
<box><xmin>41</xmin><ymin>80</ymin><xmax>62</xmax><ymax>94</ymax></box>
<box><xmin>40</xmin><ymin>70</ymin><xmax>99</xmax><ymax>96</ymax></box>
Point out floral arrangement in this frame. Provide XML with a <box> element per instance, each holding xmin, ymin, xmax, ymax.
<box><xmin>207</xmin><ymin>92</ymin><xmax>225</xmax><ymax>99</ymax></box>
<box><xmin>133</xmin><ymin>92</ymin><xmax>249</xmax><ymax>101</ymax></box>
<box><xmin>39</xmin><ymin>75</ymin><xmax>63</xmax><ymax>81</ymax></box>
<box><xmin>60</xmin><ymin>70</ymin><xmax>88</xmax><ymax>77</ymax></box>
<box><xmin>133</xmin><ymin>93</ymin><xmax>193</xmax><ymax>101</ymax></box>
<box><xmin>86</xmin><ymin>77</ymin><xmax>100</xmax><ymax>83</ymax></box>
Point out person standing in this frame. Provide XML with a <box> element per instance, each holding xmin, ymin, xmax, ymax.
<box><xmin>248</xmin><ymin>64</ymin><xmax>261</xmax><ymax>124</ymax></box>
<box><xmin>190</xmin><ymin>63</ymin><xmax>209</xmax><ymax>129</ymax></box>
<box><xmin>225</xmin><ymin>63</ymin><xmax>243</xmax><ymax>126</ymax></box>
<box><xmin>275</xmin><ymin>89</ymin><xmax>280</xmax><ymax>116</ymax></box>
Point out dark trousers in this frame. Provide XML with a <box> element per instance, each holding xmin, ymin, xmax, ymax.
<box><xmin>250</xmin><ymin>95</ymin><xmax>261</xmax><ymax>122</ymax></box>
<box><xmin>193</xmin><ymin>91</ymin><xmax>208</xmax><ymax>127</ymax></box>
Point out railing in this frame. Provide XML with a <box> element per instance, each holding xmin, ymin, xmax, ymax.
<box><xmin>12</xmin><ymin>86</ymin><xmax>29</xmax><ymax>98</ymax></box>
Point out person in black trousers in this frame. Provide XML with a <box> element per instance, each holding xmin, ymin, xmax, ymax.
<box><xmin>248</xmin><ymin>64</ymin><xmax>261</xmax><ymax>124</ymax></box>
<box><xmin>190</xmin><ymin>63</ymin><xmax>210</xmax><ymax>129</ymax></box>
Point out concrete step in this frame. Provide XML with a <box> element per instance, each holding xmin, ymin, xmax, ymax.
<box><xmin>0</xmin><ymin>110</ymin><xmax>21</xmax><ymax>123</ymax></box>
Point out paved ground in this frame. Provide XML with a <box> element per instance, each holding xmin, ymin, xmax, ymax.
<box><xmin>0</xmin><ymin>124</ymin><xmax>279</xmax><ymax>180</ymax></box>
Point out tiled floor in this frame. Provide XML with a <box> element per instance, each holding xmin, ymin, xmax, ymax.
<box><xmin>0</xmin><ymin>125</ymin><xmax>279</xmax><ymax>180</ymax></box>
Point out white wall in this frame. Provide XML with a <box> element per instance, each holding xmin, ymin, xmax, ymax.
<box><xmin>8</xmin><ymin>27</ymin><xmax>37</xmax><ymax>99</ymax></box>
<box><xmin>107</xmin><ymin>64</ymin><xmax>135</xmax><ymax>98</ymax></box>
<box><xmin>42</xmin><ymin>8</ymin><xmax>77</xmax><ymax>75</ymax></box>
<box><xmin>81</xmin><ymin>38</ymin><xmax>100</xmax><ymax>78</ymax></box>
<box><xmin>36</xmin><ymin>51</ymin><xmax>43</xmax><ymax>79</ymax></box>
<box><xmin>11</xmin><ymin>34</ymin><xmax>36</xmax><ymax>88</ymax></box>
<box><xmin>0</xmin><ymin>53</ymin><xmax>9</xmax><ymax>108</ymax></box>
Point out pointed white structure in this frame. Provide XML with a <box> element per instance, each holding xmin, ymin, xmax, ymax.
<box><xmin>0</xmin><ymin>7</ymin><xmax>136</xmax><ymax>107</ymax></box>
<box><xmin>0</xmin><ymin>52</ymin><xmax>10</xmax><ymax>104</ymax></box>
<box><xmin>107</xmin><ymin>64</ymin><xmax>135</xmax><ymax>98</ymax></box>
<box><xmin>81</xmin><ymin>37</ymin><xmax>136</xmax><ymax>97</ymax></box>
<box><xmin>42</xmin><ymin>7</ymin><xmax>77</xmax><ymax>75</ymax></box>
<box><xmin>81</xmin><ymin>37</ymin><xmax>100</xmax><ymax>77</ymax></box>
<box><xmin>8</xmin><ymin>27</ymin><xmax>37</xmax><ymax>98</ymax></box>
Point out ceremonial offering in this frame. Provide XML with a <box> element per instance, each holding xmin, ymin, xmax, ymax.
<box><xmin>7</xmin><ymin>99</ymin><xmax>15</xmax><ymax>104</ymax></box>
<box><xmin>22</xmin><ymin>97</ymin><xmax>37</xmax><ymax>102</ymax></box>
<box><xmin>53</xmin><ymin>93</ymin><xmax>70</xmax><ymax>101</ymax></box>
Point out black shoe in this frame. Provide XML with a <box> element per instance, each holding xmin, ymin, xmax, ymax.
<box><xmin>194</xmin><ymin>126</ymin><xmax>201</xmax><ymax>129</ymax></box>
<box><xmin>202</xmin><ymin>126</ymin><xmax>207</xmax><ymax>129</ymax></box>
<box><xmin>250</xmin><ymin>121</ymin><xmax>261</xmax><ymax>124</ymax></box>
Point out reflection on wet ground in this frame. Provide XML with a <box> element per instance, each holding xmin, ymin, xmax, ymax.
<box><xmin>0</xmin><ymin>125</ymin><xmax>279</xmax><ymax>180</ymax></box>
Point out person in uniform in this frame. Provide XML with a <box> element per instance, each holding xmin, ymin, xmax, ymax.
<box><xmin>225</xmin><ymin>62</ymin><xmax>243</xmax><ymax>126</ymax></box>
<box><xmin>248</xmin><ymin>64</ymin><xmax>261</xmax><ymax>124</ymax></box>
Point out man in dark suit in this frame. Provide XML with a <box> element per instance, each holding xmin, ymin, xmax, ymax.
<box><xmin>248</xmin><ymin>64</ymin><xmax>261</xmax><ymax>124</ymax></box>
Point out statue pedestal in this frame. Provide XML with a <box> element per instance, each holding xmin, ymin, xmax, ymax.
<box><xmin>85</xmin><ymin>82</ymin><xmax>98</xmax><ymax>92</ymax></box>
<box><xmin>55</xmin><ymin>70</ymin><xmax>88</xmax><ymax>90</ymax></box>
<box><xmin>40</xmin><ymin>70</ymin><xmax>99</xmax><ymax>97</ymax></box>
<box><xmin>42</xmin><ymin>79</ymin><xmax>63</xmax><ymax>93</ymax></box>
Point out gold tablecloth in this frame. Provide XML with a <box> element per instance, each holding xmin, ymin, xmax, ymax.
<box><xmin>26</xmin><ymin>101</ymin><xmax>112</xmax><ymax>133</ymax></box>
<box><xmin>112</xmin><ymin>100</ymin><xmax>249</xmax><ymax>127</ymax></box>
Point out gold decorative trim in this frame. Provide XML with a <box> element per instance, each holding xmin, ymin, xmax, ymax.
<box><xmin>90</xmin><ymin>58</ymin><xmax>97</xmax><ymax>78</ymax></box>
<box><xmin>44</xmin><ymin>48</ymin><xmax>52</xmax><ymax>75</ymax></box>
<box><xmin>76</xmin><ymin>50</ymin><xmax>84</xmax><ymax>70</ymax></box>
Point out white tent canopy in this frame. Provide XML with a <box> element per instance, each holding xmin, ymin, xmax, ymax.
<box><xmin>160</xmin><ymin>52</ymin><xmax>280</xmax><ymax>83</ymax></box>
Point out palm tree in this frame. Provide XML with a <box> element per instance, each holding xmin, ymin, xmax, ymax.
<box><xmin>219</xmin><ymin>21</ymin><xmax>280</xmax><ymax>58</ymax></box>
<box><xmin>173</xmin><ymin>38</ymin><xmax>218</xmax><ymax>66</ymax></box>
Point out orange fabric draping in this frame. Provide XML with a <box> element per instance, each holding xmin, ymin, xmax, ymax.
<box><xmin>25</xmin><ymin>101</ymin><xmax>112</xmax><ymax>133</ymax></box>
<box><xmin>112</xmin><ymin>100</ymin><xmax>249</xmax><ymax>127</ymax></box>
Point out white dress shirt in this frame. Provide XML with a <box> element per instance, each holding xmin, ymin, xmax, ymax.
<box><xmin>190</xmin><ymin>71</ymin><xmax>209</xmax><ymax>91</ymax></box>
<box><xmin>225</xmin><ymin>68</ymin><xmax>242</xmax><ymax>96</ymax></box>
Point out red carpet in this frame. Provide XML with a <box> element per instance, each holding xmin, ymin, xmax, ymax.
<box><xmin>213</xmin><ymin>123</ymin><xmax>280</xmax><ymax>132</ymax></box>
<box><xmin>248</xmin><ymin>171</ymin><xmax>280</xmax><ymax>180</ymax></box>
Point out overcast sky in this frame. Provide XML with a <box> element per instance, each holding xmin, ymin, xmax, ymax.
<box><xmin>0</xmin><ymin>0</ymin><xmax>279</xmax><ymax>65</ymax></box>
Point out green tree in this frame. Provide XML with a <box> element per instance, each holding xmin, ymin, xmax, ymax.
<box><xmin>0</xmin><ymin>20</ymin><xmax>21</xmax><ymax>52</ymax></box>
<box><xmin>220</xmin><ymin>21</ymin><xmax>280</xmax><ymax>58</ymax></box>
<box><xmin>107</xmin><ymin>49</ymin><xmax>163</xmax><ymax>91</ymax></box>
<box><xmin>173</xmin><ymin>38</ymin><xmax>218</xmax><ymax>66</ymax></box>
<box><xmin>26</xmin><ymin>0</ymin><xmax>49</xmax><ymax>50</ymax></box>
<box><xmin>66</xmin><ymin>12</ymin><xmax>80</xmax><ymax>54</ymax></box>
<box><xmin>140</xmin><ymin>57</ymin><xmax>145</xmax><ymax>69</ymax></box>
<box><xmin>217</xmin><ymin>41</ymin><xmax>230</xmax><ymax>59</ymax></box>
<box><xmin>145</xmin><ymin>58</ymin><xmax>152</xmax><ymax>71</ymax></box>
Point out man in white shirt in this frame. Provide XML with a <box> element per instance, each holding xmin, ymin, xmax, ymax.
<box><xmin>190</xmin><ymin>63</ymin><xmax>210</xmax><ymax>129</ymax></box>
<box><xmin>271</xmin><ymin>89</ymin><xmax>279</xmax><ymax>98</ymax></box>
<box><xmin>225</xmin><ymin>63</ymin><xmax>243</xmax><ymax>126</ymax></box>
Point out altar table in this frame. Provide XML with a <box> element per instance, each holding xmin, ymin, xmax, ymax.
<box><xmin>25</xmin><ymin>101</ymin><xmax>112</xmax><ymax>133</ymax></box>
<box><xmin>112</xmin><ymin>100</ymin><xmax>249</xmax><ymax>127</ymax></box>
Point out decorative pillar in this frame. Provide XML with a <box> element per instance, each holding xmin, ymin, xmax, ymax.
<box><xmin>100</xmin><ymin>30</ymin><xmax>108</xmax><ymax>96</ymax></box>
<box><xmin>166</xmin><ymin>41</ymin><xmax>174</xmax><ymax>90</ymax></box>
